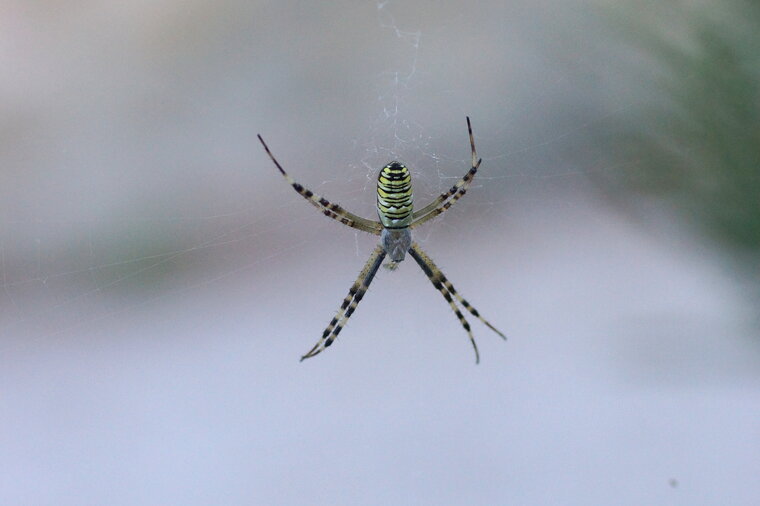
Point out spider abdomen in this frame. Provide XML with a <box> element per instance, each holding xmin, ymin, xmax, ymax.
<box><xmin>377</xmin><ymin>161</ymin><xmax>413</xmax><ymax>229</ymax></box>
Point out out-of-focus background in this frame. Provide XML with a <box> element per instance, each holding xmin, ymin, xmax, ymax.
<box><xmin>2</xmin><ymin>0</ymin><xmax>759</xmax><ymax>504</ymax></box>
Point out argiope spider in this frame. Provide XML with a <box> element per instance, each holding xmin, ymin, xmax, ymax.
<box><xmin>257</xmin><ymin>117</ymin><xmax>506</xmax><ymax>363</ymax></box>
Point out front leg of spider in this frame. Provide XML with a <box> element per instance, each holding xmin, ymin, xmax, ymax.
<box><xmin>261</xmin><ymin>117</ymin><xmax>506</xmax><ymax>362</ymax></box>
<box><xmin>408</xmin><ymin>242</ymin><xmax>506</xmax><ymax>364</ymax></box>
<box><xmin>300</xmin><ymin>245</ymin><xmax>386</xmax><ymax>361</ymax></box>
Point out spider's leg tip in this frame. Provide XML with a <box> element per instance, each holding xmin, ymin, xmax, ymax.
<box><xmin>472</xmin><ymin>345</ymin><xmax>480</xmax><ymax>365</ymax></box>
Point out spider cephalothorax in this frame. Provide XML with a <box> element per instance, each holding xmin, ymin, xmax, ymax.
<box><xmin>381</xmin><ymin>227</ymin><xmax>412</xmax><ymax>264</ymax></box>
<box><xmin>257</xmin><ymin>117</ymin><xmax>505</xmax><ymax>363</ymax></box>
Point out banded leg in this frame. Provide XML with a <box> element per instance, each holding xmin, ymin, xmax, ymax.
<box><xmin>410</xmin><ymin>182</ymin><xmax>476</xmax><ymax>230</ymax></box>
<box><xmin>301</xmin><ymin>244</ymin><xmax>386</xmax><ymax>361</ymax></box>
<box><xmin>409</xmin><ymin>242</ymin><xmax>506</xmax><ymax>363</ymax></box>
<box><xmin>258</xmin><ymin>134</ymin><xmax>383</xmax><ymax>235</ymax></box>
<box><xmin>408</xmin><ymin>244</ymin><xmax>479</xmax><ymax>363</ymax></box>
<box><xmin>411</xmin><ymin>117</ymin><xmax>482</xmax><ymax>227</ymax></box>
<box><xmin>411</xmin><ymin>243</ymin><xmax>506</xmax><ymax>340</ymax></box>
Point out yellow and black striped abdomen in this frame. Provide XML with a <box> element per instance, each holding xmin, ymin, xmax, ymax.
<box><xmin>377</xmin><ymin>161</ymin><xmax>413</xmax><ymax>229</ymax></box>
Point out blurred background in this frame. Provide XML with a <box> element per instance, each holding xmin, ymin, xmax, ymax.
<box><xmin>1</xmin><ymin>0</ymin><xmax>759</xmax><ymax>504</ymax></box>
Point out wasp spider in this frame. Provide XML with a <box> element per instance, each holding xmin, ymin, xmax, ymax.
<box><xmin>257</xmin><ymin>117</ymin><xmax>506</xmax><ymax>363</ymax></box>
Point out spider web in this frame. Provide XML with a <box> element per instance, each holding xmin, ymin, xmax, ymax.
<box><xmin>0</xmin><ymin>0</ymin><xmax>640</xmax><ymax>354</ymax></box>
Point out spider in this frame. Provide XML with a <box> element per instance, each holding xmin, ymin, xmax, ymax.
<box><xmin>257</xmin><ymin>117</ymin><xmax>506</xmax><ymax>363</ymax></box>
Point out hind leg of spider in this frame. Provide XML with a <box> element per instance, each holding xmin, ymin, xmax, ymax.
<box><xmin>301</xmin><ymin>245</ymin><xmax>387</xmax><ymax>361</ymax></box>
<box><xmin>408</xmin><ymin>244</ymin><xmax>481</xmax><ymax>364</ymax></box>
<box><xmin>257</xmin><ymin>134</ymin><xmax>383</xmax><ymax>235</ymax></box>
<box><xmin>411</xmin><ymin>117</ymin><xmax>482</xmax><ymax>228</ymax></box>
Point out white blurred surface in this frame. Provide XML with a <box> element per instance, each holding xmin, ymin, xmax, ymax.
<box><xmin>3</xmin><ymin>196</ymin><xmax>758</xmax><ymax>505</ymax></box>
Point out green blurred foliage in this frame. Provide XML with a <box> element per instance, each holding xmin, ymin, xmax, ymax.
<box><xmin>600</xmin><ymin>1</ymin><xmax>760</xmax><ymax>259</ymax></box>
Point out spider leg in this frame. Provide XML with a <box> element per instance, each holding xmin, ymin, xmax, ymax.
<box><xmin>410</xmin><ymin>117</ymin><xmax>482</xmax><ymax>228</ymax></box>
<box><xmin>409</xmin><ymin>242</ymin><xmax>506</xmax><ymax>363</ymax></box>
<box><xmin>301</xmin><ymin>244</ymin><xmax>386</xmax><ymax>361</ymax></box>
<box><xmin>408</xmin><ymin>243</ymin><xmax>480</xmax><ymax>363</ymax></box>
<box><xmin>411</xmin><ymin>243</ymin><xmax>506</xmax><ymax>340</ymax></box>
<box><xmin>258</xmin><ymin>134</ymin><xmax>383</xmax><ymax>235</ymax></box>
